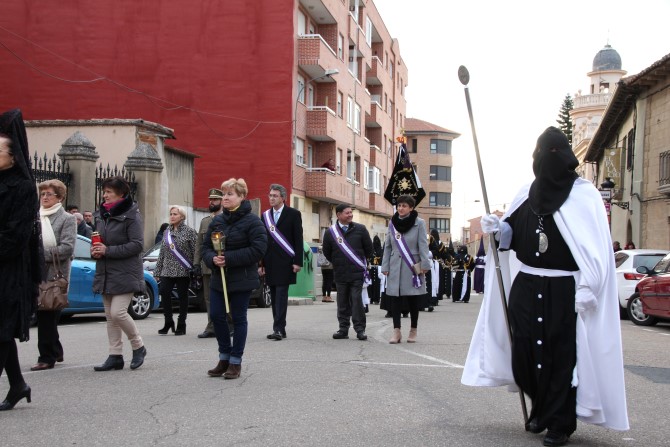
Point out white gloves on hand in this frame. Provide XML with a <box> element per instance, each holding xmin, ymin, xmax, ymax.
<box><xmin>480</xmin><ymin>214</ymin><xmax>501</xmax><ymax>234</ymax></box>
<box><xmin>575</xmin><ymin>286</ymin><xmax>598</xmax><ymax>314</ymax></box>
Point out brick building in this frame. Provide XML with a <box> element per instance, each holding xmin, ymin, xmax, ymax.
<box><xmin>0</xmin><ymin>0</ymin><xmax>406</xmax><ymax>242</ymax></box>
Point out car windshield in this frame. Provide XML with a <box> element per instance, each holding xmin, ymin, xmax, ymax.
<box><xmin>143</xmin><ymin>243</ymin><xmax>161</xmax><ymax>258</ymax></box>
<box><xmin>653</xmin><ymin>253</ymin><xmax>670</xmax><ymax>274</ymax></box>
<box><xmin>74</xmin><ymin>237</ymin><xmax>92</xmax><ymax>259</ymax></box>
<box><xmin>614</xmin><ymin>253</ymin><xmax>628</xmax><ymax>268</ymax></box>
<box><xmin>633</xmin><ymin>254</ymin><xmax>666</xmax><ymax>270</ymax></box>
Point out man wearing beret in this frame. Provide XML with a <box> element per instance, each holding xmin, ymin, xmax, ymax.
<box><xmin>195</xmin><ymin>188</ymin><xmax>224</xmax><ymax>338</ymax></box>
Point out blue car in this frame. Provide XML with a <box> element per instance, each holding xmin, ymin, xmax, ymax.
<box><xmin>62</xmin><ymin>235</ymin><xmax>160</xmax><ymax>319</ymax></box>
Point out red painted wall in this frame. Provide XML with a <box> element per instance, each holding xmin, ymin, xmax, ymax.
<box><xmin>0</xmin><ymin>0</ymin><xmax>295</xmax><ymax>208</ymax></box>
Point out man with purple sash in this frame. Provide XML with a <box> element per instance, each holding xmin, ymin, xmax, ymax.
<box><xmin>322</xmin><ymin>204</ymin><xmax>373</xmax><ymax>341</ymax></box>
<box><xmin>259</xmin><ymin>184</ymin><xmax>303</xmax><ymax>341</ymax></box>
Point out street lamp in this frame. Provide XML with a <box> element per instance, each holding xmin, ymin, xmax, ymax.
<box><xmin>600</xmin><ymin>177</ymin><xmax>629</xmax><ymax>210</ymax></box>
<box><xmin>292</xmin><ymin>68</ymin><xmax>339</xmax><ymax>151</ymax></box>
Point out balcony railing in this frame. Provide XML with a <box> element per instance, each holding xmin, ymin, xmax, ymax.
<box><xmin>306</xmin><ymin>106</ymin><xmax>337</xmax><ymax>141</ymax></box>
<box><xmin>573</xmin><ymin>93</ymin><xmax>612</xmax><ymax>109</ymax></box>
<box><xmin>659</xmin><ymin>150</ymin><xmax>670</xmax><ymax>195</ymax></box>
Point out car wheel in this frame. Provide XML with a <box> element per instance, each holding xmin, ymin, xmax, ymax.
<box><xmin>626</xmin><ymin>292</ymin><xmax>658</xmax><ymax>326</ymax></box>
<box><xmin>255</xmin><ymin>284</ymin><xmax>272</xmax><ymax>308</ymax></box>
<box><xmin>128</xmin><ymin>282</ymin><xmax>154</xmax><ymax>320</ymax></box>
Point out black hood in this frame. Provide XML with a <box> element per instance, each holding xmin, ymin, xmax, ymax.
<box><xmin>0</xmin><ymin>109</ymin><xmax>34</xmax><ymax>182</ymax></box>
<box><xmin>528</xmin><ymin>126</ymin><xmax>578</xmax><ymax>215</ymax></box>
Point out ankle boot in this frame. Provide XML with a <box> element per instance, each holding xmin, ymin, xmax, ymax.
<box><xmin>389</xmin><ymin>328</ymin><xmax>402</xmax><ymax>344</ymax></box>
<box><xmin>407</xmin><ymin>328</ymin><xmax>417</xmax><ymax>343</ymax></box>
<box><xmin>223</xmin><ymin>363</ymin><xmax>242</xmax><ymax>379</ymax></box>
<box><xmin>207</xmin><ymin>360</ymin><xmax>230</xmax><ymax>377</ymax></box>
<box><xmin>93</xmin><ymin>355</ymin><xmax>124</xmax><ymax>371</ymax></box>
<box><xmin>175</xmin><ymin>322</ymin><xmax>186</xmax><ymax>336</ymax></box>
<box><xmin>130</xmin><ymin>346</ymin><xmax>147</xmax><ymax>370</ymax></box>
<box><xmin>0</xmin><ymin>383</ymin><xmax>31</xmax><ymax>411</ymax></box>
<box><xmin>158</xmin><ymin>317</ymin><xmax>175</xmax><ymax>335</ymax></box>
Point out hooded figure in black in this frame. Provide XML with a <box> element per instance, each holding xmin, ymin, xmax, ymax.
<box><xmin>368</xmin><ymin>235</ymin><xmax>383</xmax><ymax>304</ymax></box>
<box><xmin>0</xmin><ymin>109</ymin><xmax>43</xmax><ymax>411</ymax></box>
<box><xmin>452</xmin><ymin>245</ymin><xmax>474</xmax><ymax>302</ymax></box>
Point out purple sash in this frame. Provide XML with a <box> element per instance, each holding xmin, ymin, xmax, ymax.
<box><xmin>165</xmin><ymin>228</ymin><xmax>193</xmax><ymax>270</ymax></box>
<box><xmin>389</xmin><ymin>222</ymin><xmax>422</xmax><ymax>288</ymax></box>
<box><xmin>329</xmin><ymin>224</ymin><xmax>370</xmax><ymax>281</ymax></box>
<box><xmin>263</xmin><ymin>209</ymin><xmax>296</xmax><ymax>258</ymax></box>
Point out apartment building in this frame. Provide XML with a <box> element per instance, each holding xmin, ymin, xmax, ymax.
<box><xmin>0</xmin><ymin>0</ymin><xmax>406</xmax><ymax>243</ymax></box>
<box><xmin>403</xmin><ymin>118</ymin><xmax>460</xmax><ymax>242</ymax></box>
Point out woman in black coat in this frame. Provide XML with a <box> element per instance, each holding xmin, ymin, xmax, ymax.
<box><xmin>202</xmin><ymin>178</ymin><xmax>267</xmax><ymax>380</ymax></box>
<box><xmin>0</xmin><ymin>110</ymin><xmax>42</xmax><ymax>411</ymax></box>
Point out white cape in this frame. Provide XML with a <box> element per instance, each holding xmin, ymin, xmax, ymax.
<box><xmin>461</xmin><ymin>179</ymin><xmax>629</xmax><ymax>431</ymax></box>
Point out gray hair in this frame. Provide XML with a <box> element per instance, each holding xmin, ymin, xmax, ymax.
<box><xmin>169</xmin><ymin>205</ymin><xmax>187</xmax><ymax>221</ymax></box>
<box><xmin>269</xmin><ymin>184</ymin><xmax>287</xmax><ymax>200</ymax></box>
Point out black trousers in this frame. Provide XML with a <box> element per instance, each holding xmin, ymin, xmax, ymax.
<box><xmin>37</xmin><ymin>310</ymin><xmax>63</xmax><ymax>364</ymax></box>
<box><xmin>335</xmin><ymin>280</ymin><xmax>366</xmax><ymax>334</ymax></box>
<box><xmin>390</xmin><ymin>295</ymin><xmax>419</xmax><ymax>329</ymax></box>
<box><xmin>321</xmin><ymin>269</ymin><xmax>334</xmax><ymax>296</ymax></box>
<box><xmin>270</xmin><ymin>284</ymin><xmax>289</xmax><ymax>334</ymax></box>
<box><xmin>160</xmin><ymin>276</ymin><xmax>189</xmax><ymax>323</ymax></box>
<box><xmin>0</xmin><ymin>339</ymin><xmax>25</xmax><ymax>388</ymax></box>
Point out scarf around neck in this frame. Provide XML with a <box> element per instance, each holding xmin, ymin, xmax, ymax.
<box><xmin>40</xmin><ymin>202</ymin><xmax>62</xmax><ymax>248</ymax></box>
<box><xmin>391</xmin><ymin>210</ymin><xmax>418</xmax><ymax>234</ymax></box>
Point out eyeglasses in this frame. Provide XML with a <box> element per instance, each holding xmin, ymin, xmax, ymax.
<box><xmin>268</xmin><ymin>194</ymin><xmax>281</xmax><ymax>198</ymax></box>
<box><xmin>40</xmin><ymin>192</ymin><xmax>58</xmax><ymax>198</ymax></box>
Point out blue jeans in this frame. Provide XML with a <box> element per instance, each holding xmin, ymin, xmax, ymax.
<box><xmin>210</xmin><ymin>287</ymin><xmax>250</xmax><ymax>365</ymax></box>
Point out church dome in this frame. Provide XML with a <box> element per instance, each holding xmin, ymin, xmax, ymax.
<box><xmin>592</xmin><ymin>44</ymin><xmax>622</xmax><ymax>71</ymax></box>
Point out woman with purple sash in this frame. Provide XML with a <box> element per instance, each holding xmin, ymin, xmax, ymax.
<box><xmin>154</xmin><ymin>205</ymin><xmax>197</xmax><ymax>335</ymax></box>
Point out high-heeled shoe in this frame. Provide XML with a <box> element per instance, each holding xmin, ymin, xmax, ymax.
<box><xmin>175</xmin><ymin>322</ymin><xmax>186</xmax><ymax>336</ymax></box>
<box><xmin>0</xmin><ymin>383</ymin><xmax>32</xmax><ymax>411</ymax></box>
<box><xmin>158</xmin><ymin>317</ymin><xmax>175</xmax><ymax>335</ymax></box>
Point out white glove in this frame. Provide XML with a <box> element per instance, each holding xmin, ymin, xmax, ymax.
<box><xmin>480</xmin><ymin>214</ymin><xmax>501</xmax><ymax>234</ymax></box>
<box><xmin>575</xmin><ymin>286</ymin><xmax>597</xmax><ymax>314</ymax></box>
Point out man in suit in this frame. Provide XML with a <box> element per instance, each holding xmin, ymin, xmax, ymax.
<box><xmin>322</xmin><ymin>204</ymin><xmax>373</xmax><ymax>341</ymax></box>
<box><xmin>195</xmin><ymin>188</ymin><xmax>224</xmax><ymax>338</ymax></box>
<box><xmin>260</xmin><ymin>184</ymin><xmax>303</xmax><ymax>341</ymax></box>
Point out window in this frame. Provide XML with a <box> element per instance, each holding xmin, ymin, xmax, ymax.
<box><xmin>430</xmin><ymin>165</ymin><xmax>451</xmax><ymax>181</ymax></box>
<box><xmin>409</xmin><ymin>138</ymin><xmax>417</xmax><ymax>153</ymax></box>
<box><xmin>389</xmin><ymin>60</ymin><xmax>393</xmax><ymax>79</ymax></box>
<box><xmin>296</xmin><ymin>138</ymin><xmax>305</xmax><ymax>165</ymax></box>
<box><xmin>429</xmin><ymin>218</ymin><xmax>450</xmax><ymax>233</ymax></box>
<box><xmin>626</xmin><ymin>128</ymin><xmax>635</xmax><ymax>170</ymax></box>
<box><xmin>347</xmin><ymin>96</ymin><xmax>353</xmax><ymax>127</ymax></box>
<box><xmin>354</xmin><ymin>103</ymin><xmax>361</xmax><ymax>133</ymax></box>
<box><xmin>430</xmin><ymin>139</ymin><xmax>451</xmax><ymax>154</ymax></box>
<box><xmin>365</xmin><ymin>17</ymin><xmax>372</xmax><ymax>46</ymax></box>
<box><xmin>338</xmin><ymin>34</ymin><xmax>344</xmax><ymax>60</ymax></box>
<box><xmin>307</xmin><ymin>83</ymin><xmax>314</xmax><ymax>107</ymax></box>
<box><xmin>297</xmin><ymin>75</ymin><xmax>305</xmax><ymax>104</ymax></box>
<box><xmin>307</xmin><ymin>144</ymin><xmax>314</xmax><ymax>167</ymax></box>
<box><xmin>297</xmin><ymin>10</ymin><xmax>306</xmax><ymax>36</ymax></box>
<box><xmin>347</xmin><ymin>149</ymin><xmax>354</xmax><ymax>180</ymax></box>
<box><xmin>337</xmin><ymin>92</ymin><xmax>343</xmax><ymax>117</ymax></box>
<box><xmin>363</xmin><ymin>160</ymin><xmax>369</xmax><ymax>189</ymax></box>
<box><xmin>429</xmin><ymin>192</ymin><xmax>450</xmax><ymax>207</ymax></box>
<box><xmin>368</xmin><ymin>166</ymin><xmax>381</xmax><ymax>193</ymax></box>
<box><xmin>336</xmin><ymin>148</ymin><xmax>342</xmax><ymax>174</ymax></box>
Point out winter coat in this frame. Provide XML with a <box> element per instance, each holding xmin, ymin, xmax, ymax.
<box><xmin>154</xmin><ymin>221</ymin><xmax>197</xmax><ymax>278</ymax></box>
<box><xmin>92</xmin><ymin>196</ymin><xmax>145</xmax><ymax>295</ymax></box>
<box><xmin>43</xmin><ymin>207</ymin><xmax>77</xmax><ymax>283</ymax></box>
<box><xmin>262</xmin><ymin>206</ymin><xmax>303</xmax><ymax>286</ymax></box>
<box><xmin>202</xmin><ymin>200</ymin><xmax>267</xmax><ymax>293</ymax></box>
<box><xmin>195</xmin><ymin>213</ymin><xmax>217</xmax><ymax>276</ymax></box>
<box><xmin>0</xmin><ymin>168</ymin><xmax>39</xmax><ymax>342</ymax></box>
<box><xmin>322</xmin><ymin>222</ymin><xmax>373</xmax><ymax>283</ymax></box>
<box><xmin>381</xmin><ymin>217</ymin><xmax>431</xmax><ymax>296</ymax></box>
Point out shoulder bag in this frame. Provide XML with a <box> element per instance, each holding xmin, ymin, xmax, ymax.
<box><xmin>38</xmin><ymin>252</ymin><xmax>69</xmax><ymax>311</ymax></box>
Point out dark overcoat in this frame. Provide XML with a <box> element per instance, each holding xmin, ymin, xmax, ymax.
<box><xmin>322</xmin><ymin>222</ymin><xmax>373</xmax><ymax>283</ymax></box>
<box><xmin>262</xmin><ymin>206</ymin><xmax>303</xmax><ymax>286</ymax></box>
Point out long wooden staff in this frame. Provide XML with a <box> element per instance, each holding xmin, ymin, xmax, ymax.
<box><xmin>458</xmin><ymin>65</ymin><xmax>529</xmax><ymax>426</ymax></box>
<box><xmin>211</xmin><ymin>231</ymin><xmax>232</xmax><ymax>321</ymax></box>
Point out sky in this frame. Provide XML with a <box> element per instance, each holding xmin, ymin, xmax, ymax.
<box><xmin>375</xmin><ymin>0</ymin><xmax>670</xmax><ymax>237</ymax></box>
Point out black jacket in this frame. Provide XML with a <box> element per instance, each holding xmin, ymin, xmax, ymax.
<box><xmin>92</xmin><ymin>196</ymin><xmax>145</xmax><ymax>295</ymax></box>
<box><xmin>262</xmin><ymin>206</ymin><xmax>303</xmax><ymax>286</ymax></box>
<box><xmin>203</xmin><ymin>200</ymin><xmax>267</xmax><ymax>293</ymax></box>
<box><xmin>322</xmin><ymin>222</ymin><xmax>373</xmax><ymax>283</ymax></box>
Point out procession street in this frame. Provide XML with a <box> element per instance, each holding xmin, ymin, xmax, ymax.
<box><xmin>1</xmin><ymin>294</ymin><xmax>668</xmax><ymax>447</ymax></box>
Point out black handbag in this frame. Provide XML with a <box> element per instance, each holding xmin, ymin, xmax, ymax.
<box><xmin>38</xmin><ymin>252</ymin><xmax>69</xmax><ymax>311</ymax></box>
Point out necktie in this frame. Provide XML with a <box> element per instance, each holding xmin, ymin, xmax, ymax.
<box><xmin>342</xmin><ymin>225</ymin><xmax>348</xmax><ymax>233</ymax></box>
<box><xmin>274</xmin><ymin>211</ymin><xmax>280</xmax><ymax>222</ymax></box>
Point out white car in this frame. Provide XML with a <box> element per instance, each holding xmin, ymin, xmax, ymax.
<box><xmin>614</xmin><ymin>249</ymin><xmax>669</xmax><ymax>318</ymax></box>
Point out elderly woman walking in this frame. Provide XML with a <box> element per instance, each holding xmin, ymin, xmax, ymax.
<box><xmin>91</xmin><ymin>176</ymin><xmax>147</xmax><ymax>371</ymax></box>
<box><xmin>31</xmin><ymin>179</ymin><xmax>77</xmax><ymax>371</ymax></box>
<box><xmin>381</xmin><ymin>195</ymin><xmax>431</xmax><ymax>343</ymax></box>
<box><xmin>154</xmin><ymin>205</ymin><xmax>197</xmax><ymax>335</ymax></box>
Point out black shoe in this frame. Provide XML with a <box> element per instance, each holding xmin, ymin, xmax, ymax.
<box><xmin>0</xmin><ymin>383</ymin><xmax>31</xmax><ymax>411</ymax></box>
<box><xmin>332</xmin><ymin>331</ymin><xmax>349</xmax><ymax>339</ymax></box>
<box><xmin>93</xmin><ymin>355</ymin><xmax>124</xmax><ymax>371</ymax></box>
<box><xmin>365</xmin><ymin>305</ymin><xmax>369</xmax><ymax>313</ymax></box>
<box><xmin>281</xmin><ymin>332</ymin><xmax>287</xmax><ymax>339</ymax></box>
<box><xmin>384</xmin><ymin>312</ymin><xmax>391</xmax><ymax>318</ymax></box>
<box><xmin>158</xmin><ymin>318</ymin><xmax>175</xmax><ymax>335</ymax></box>
<box><xmin>543</xmin><ymin>430</ymin><xmax>569</xmax><ymax>446</ymax></box>
<box><xmin>267</xmin><ymin>331</ymin><xmax>282</xmax><ymax>341</ymax></box>
<box><xmin>357</xmin><ymin>332</ymin><xmax>368</xmax><ymax>341</ymax></box>
<box><xmin>525</xmin><ymin>418</ymin><xmax>545</xmax><ymax>434</ymax></box>
<box><xmin>130</xmin><ymin>346</ymin><xmax>146</xmax><ymax>370</ymax></box>
<box><xmin>428</xmin><ymin>306</ymin><xmax>434</xmax><ymax>312</ymax></box>
<box><xmin>197</xmin><ymin>331</ymin><xmax>216</xmax><ymax>339</ymax></box>
<box><xmin>175</xmin><ymin>322</ymin><xmax>186</xmax><ymax>336</ymax></box>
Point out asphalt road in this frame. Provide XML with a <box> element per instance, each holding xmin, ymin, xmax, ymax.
<box><xmin>1</xmin><ymin>294</ymin><xmax>668</xmax><ymax>447</ymax></box>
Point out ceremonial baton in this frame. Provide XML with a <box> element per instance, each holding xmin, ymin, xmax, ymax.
<box><xmin>458</xmin><ymin>65</ymin><xmax>529</xmax><ymax>426</ymax></box>
<box><xmin>211</xmin><ymin>231</ymin><xmax>232</xmax><ymax>322</ymax></box>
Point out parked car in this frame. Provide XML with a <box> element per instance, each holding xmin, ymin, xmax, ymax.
<box><xmin>63</xmin><ymin>235</ymin><xmax>159</xmax><ymax>319</ymax></box>
<box><xmin>614</xmin><ymin>249</ymin><xmax>668</xmax><ymax>318</ymax></box>
<box><xmin>627</xmin><ymin>252</ymin><xmax>670</xmax><ymax>326</ymax></box>
<box><xmin>142</xmin><ymin>242</ymin><xmax>271</xmax><ymax>308</ymax></box>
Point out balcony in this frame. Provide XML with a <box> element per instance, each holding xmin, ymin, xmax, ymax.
<box><xmin>305</xmin><ymin>169</ymin><xmax>369</xmax><ymax>209</ymax></box>
<box><xmin>573</xmin><ymin>93</ymin><xmax>612</xmax><ymax>109</ymax></box>
<box><xmin>366</xmin><ymin>100</ymin><xmax>383</xmax><ymax>128</ymax></box>
<box><xmin>659</xmin><ymin>150</ymin><xmax>670</xmax><ymax>195</ymax></box>
<box><xmin>367</xmin><ymin>56</ymin><xmax>388</xmax><ymax>86</ymax></box>
<box><xmin>306</xmin><ymin>106</ymin><xmax>338</xmax><ymax>141</ymax></box>
<box><xmin>298</xmin><ymin>35</ymin><xmax>339</xmax><ymax>80</ymax></box>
